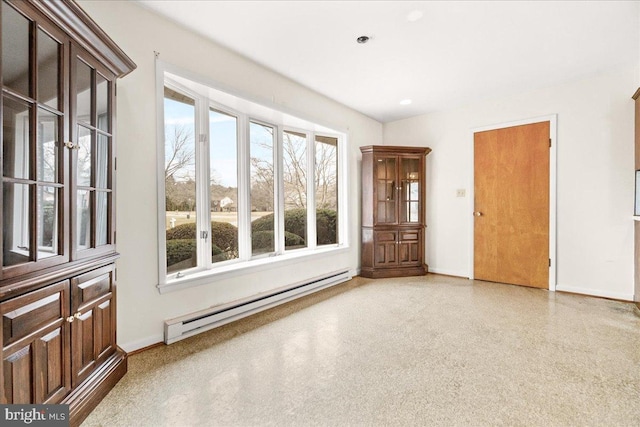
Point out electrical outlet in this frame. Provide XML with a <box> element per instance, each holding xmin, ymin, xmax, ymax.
<box><xmin>456</xmin><ymin>189</ymin><xmax>466</xmax><ymax>198</ymax></box>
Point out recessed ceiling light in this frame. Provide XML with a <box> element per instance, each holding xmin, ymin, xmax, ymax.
<box><xmin>406</xmin><ymin>10</ymin><xmax>424</xmax><ymax>22</ymax></box>
<box><xmin>400</xmin><ymin>99</ymin><xmax>412</xmax><ymax>105</ymax></box>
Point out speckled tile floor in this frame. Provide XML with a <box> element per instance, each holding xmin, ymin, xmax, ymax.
<box><xmin>82</xmin><ymin>274</ymin><xmax>640</xmax><ymax>427</ymax></box>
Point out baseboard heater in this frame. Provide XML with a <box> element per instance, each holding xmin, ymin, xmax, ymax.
<box><xmin>164</xmin><ymin>269</ymin><xmax>351</xmax><ymax>344</ymax></box>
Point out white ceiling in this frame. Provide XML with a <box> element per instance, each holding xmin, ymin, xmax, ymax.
<box><xmin>136</xmin><ymin>1</ymin><xmax>639</xmax><ymax>123</ymax></box>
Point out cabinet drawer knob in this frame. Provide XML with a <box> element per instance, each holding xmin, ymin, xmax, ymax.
<box><xmin>74</xmin><ymin>312</ymin><xmax>82</xmax><ymax>319</ymax></box>
<box><xmin>66</xmin><ymin>316</ymin><xmax>74</xmax><ymax>323</ymax></box>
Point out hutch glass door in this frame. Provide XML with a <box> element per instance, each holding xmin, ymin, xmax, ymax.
<box><xmin>375</xmin><ymin>156</ymin><xmax>397</xmax><ymax>224</ymax></box>
<box><xmin>72</xmin><ymin>47</ymin><xmax>115</xmax><ymax>259</ymax></box>
<box><xmin>400</xmin><ymin>157</ymin><xmax>420</xmax><ymax>224</ymax></box>
<box><xmin>1</xmin><ymin>1</ymin><xmax>67</xmax><ymax>277</ymax></box>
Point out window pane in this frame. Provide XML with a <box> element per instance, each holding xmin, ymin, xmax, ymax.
<box><xmin>96</xmin><ymin>134</ymin><xmax>109</xmax><ymax>189</ymax></box>
<box><xmin>283</xmin><ymin>130</ymin><xmax>306</xmax><ymax>250</ymax></box>
<box><xmin>3</xmin><ymin>182</ymin><xmax>31</xmax><ymax>266</ymax></box>
<box><xmin>164</xmin><ymin>89</ymin><xmax>197</xmax><ymax>274</ymax></box>
<box><xmin>2</xmin><ymin>2</ymin><xmax>30</xmax><ymax>96</ymax></box>
<box><xmin>96</xmin><ymin>191</ymin><xmax>108</xmax><ymax>246</ymax></box>
<box><xmin>77</xmin><ymin>125</ymin><xmax>92</xmax><ymax>187</ymax></box>
<box><xmin>37</xmin><ymin>107</ymin><xmax>57</xmax><ymax>182</ymax></box>
<box><xmin>250</xmin><ymin>122</ymin><xmax>275</xmax><ymax>255</ymax></box>
<box><xmin>96</xmin><ymin>73</ymin><xmax>109</xmax><ymax>132</ymax></box>
<box><xmin>2</xmin><ymin>97</ymin><xmax>30</xmax><ymax>180</ymax></box>
<box><xmin>209</xmin><ymin>109</ymin><xmax>238</xmax><ymax>263</ymax></box>
<box><xmin>37</xmin><ymin>29</ymin><xmax>60</xmax><ymax>110</ymax></box>
<box><xmin>315</xmin><ymin>136</ymin><xmax>338</xmax><ymax>245</ymax></box>
<box><xmin>77</xmin><ymin>190</ymin><xmax>91</xmax><ymax>250</ymax></box>
<box><xmin>37</xmin><ymin>185</ymin><xmax>58</xmax><ymax>258</ymax></box>
<box><xmin>76</xmin><ymin>59</ymin><xmax>92</xmax><ymax>124</ymax></box>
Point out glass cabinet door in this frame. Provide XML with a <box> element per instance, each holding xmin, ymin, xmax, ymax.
<box><xmin>399</xmin><ymin>157</ymin><xmax>421</xmax><ymax>224</ymax></box>
<box><xmin>375</xmin><ymin>156</ymin><xmax>397</xmax><ymax>224</ymax></box>
<box><xmin>1</xmin><ymin>1</ymin><xmax>68</xmax><ymax>277</ymax></box>
<box><xmin>72</xmin><ymin>47</ymin><xmax>115</xmax><ymax>258</ymax></box>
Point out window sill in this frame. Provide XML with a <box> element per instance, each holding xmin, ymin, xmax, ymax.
<box><xmin>157</xmin><ymin>245</ymin><xmax>350</xmax><ymax>294</ymax></box>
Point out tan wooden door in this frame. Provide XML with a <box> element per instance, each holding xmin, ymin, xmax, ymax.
<box><xmin>474</xmin><ymin>121</ymin><xmax>550</xmax><ymax>288</ymax></box>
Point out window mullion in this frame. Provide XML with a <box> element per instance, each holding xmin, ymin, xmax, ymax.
<box><xmin>196</xmin><ymin>96</ymin><xmax>210</xmax><ymax>270</ymax></box>
<box><xmin>237</xmin><ymin>114</ymin><xmax>251</xmax><ymax>260</ymax></box>
<box><xmin>307</xmin><ymin>132</ymin><xmax>317</xmax><ymax>249</ymax></box>
<box><xmin>275</xmin><ymin>125</ymin><xmax>285</xmax><ymax>255</ymax></box>
<box><xmin>338</xmin><ymin>135</ymin><xmax>346</xmax><ymax>247</ymax></box>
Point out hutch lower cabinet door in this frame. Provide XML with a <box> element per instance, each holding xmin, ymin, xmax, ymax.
<box><xmin>1</xmin><ymin>281</ymin><xmax>71</xmax><ymax>405</ymax></box>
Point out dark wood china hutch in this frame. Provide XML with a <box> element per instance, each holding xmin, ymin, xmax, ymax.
<box><xmin>0</xmin><ymin>0</ymin><xmax>135</xmax><ymax>425</ymax></box>
<box><xmin>360</xmin><ymin>145</ymin><xmax>431</xmax><ymax>278</ymax></box>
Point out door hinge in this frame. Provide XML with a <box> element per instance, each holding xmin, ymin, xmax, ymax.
<box><xmin>201</xmin><ymin>230</ymin><xmax>208</xmax><ymax>240</ymax></box>
<box><xmin>114</xmin><ymin>231</ymin><xmax>116</xmax><ymax>245</ymax></box>
<box><xmin>549</xmin><ymin>138</ymin><xmax>552</xmax><ymax>148</ymax></box>
<box><xmin>199</xmin><ymin>134</ymin><xmax>206</xmax><ymax>143</ymax></box>
<box><xmin>114</xmin><ymin>157</ymin><xmax>117</xmax><ymax>171</ymax></box>
<box><xmin>549</xmin><ymin>258</ymin><xmax>551</xmax><ymax>267</ymax></box>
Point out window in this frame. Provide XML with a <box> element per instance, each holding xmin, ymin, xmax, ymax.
<box><xmin>315</xmin><ymin>135</ymin><xmax>338</xmax><ymax>245</ymax></box>
<box><xmin>250</xmin><ymin>121</ymin><xmax>276</xmax><ymax>255</ymax></box>
<box><xmin>283</xmin><ymin>130</ymin><xmax>308</xmax><ymax>250</ymax></box>
<box><xmin>159</xmin><ymin>70</ymin><xmax>346</xmax><ymax>286</ymax></box>
<box><xmin>209</xmin><ymin>108</ymin><xmax>239</xmax><ymax>263</ymax></box>
<box><xmin>163</xmin><ymin>88</ymin><xmax>197</xmax><ymax>274</ymax></box>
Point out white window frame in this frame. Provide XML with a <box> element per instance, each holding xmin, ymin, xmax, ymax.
<box><xmin>155</xmin><ymin>61</ymin><xmax>349</xmax><ymax>293</ymax></box>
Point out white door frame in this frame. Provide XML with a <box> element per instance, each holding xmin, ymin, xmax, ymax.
<box><xmin>468</xmin><ymin>114</ymin><xmax>558</xmax><ymax>291</ymax></box>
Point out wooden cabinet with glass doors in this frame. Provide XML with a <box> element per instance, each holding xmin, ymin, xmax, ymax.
<box><xmin>360</xmin><ymin>146</ymin><xmax>431</xmax><ymax>278</ymax></box>
<box><xmin>0</xmin><ymin>1</ymin><xmax>135</xmax><ymax>425</ymax></box>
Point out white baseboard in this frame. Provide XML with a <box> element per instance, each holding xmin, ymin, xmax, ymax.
<box><xmin>428</xmin><ymin>267</ymin><xmax>470</xmax><ymax>278</ymax></box>
<box><xmin>120</xmin><ymin>334</ymin><xmax>164</xmax><ymax>353</ymax></box>
<box><xmin>555</xmin><ymin>284</ymin><xmax>634</xmax><ymax>302</ymax></box>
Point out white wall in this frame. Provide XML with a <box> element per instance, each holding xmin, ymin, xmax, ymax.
<box><xmin>79</xmin><ymin>0</ymin><xmax>382</xmax><ymax>351</ymax></box>
<box><xmin>384</xmin><ymin>66</ymin><xmax>637</xmax><ymax>301</ymax></box>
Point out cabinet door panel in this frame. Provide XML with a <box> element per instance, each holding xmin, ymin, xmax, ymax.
<box><xmin>1</xmin><ymin>280</ymin><xmax>70</xmax><ymax>404</ymax></box>
<box><xmin>399</xmin><ymin>229</ymin><xmax>422</xmax><ymax>265</ymax></box>
<box><xmin>3</xmin><ymin>345</ymin><xmax>32</xmax><ymax>403</ymax></box>
<box><xmin>95</xmin><ymin>299</ymin><xmax>114</xmax><ymax>361</ymax></box>
<box><xmin>374</xmin><ymin>230</ymin><xmax>398</xmax><ymax>267</ymax></box>
<box><xmin>36</xmin><ymin>327</ymin><xmax>66</xmax><ymax>403</ymax></box>
<box><xmin>3</xmin><ymin>324</ymin><xmax>68</xmax><ymax>405</ymax></box>
<box><xmin>72</xmin><ymin>309</ymin><xmax>95</xmax><ymax>387</ymax></box>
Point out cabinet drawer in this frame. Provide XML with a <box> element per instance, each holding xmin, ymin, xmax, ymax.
<box><xmin>375</xmin><ymin>231</ymin><xmax>398</xmax><ymax>242</ymax></box>
<box><xmin>1</xmin><ymin>281</ymin><xmax>69</xmax><ymax>348</ymax></box>
<box><xmin>399</xmin><ymin>230</ymin><xmax>420</xmax><ymax>242</ymax></box>
<box><xmin>72</xmin><ymin>265</ymin><xmax>114</xmax><ymax>312</ymax></box>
